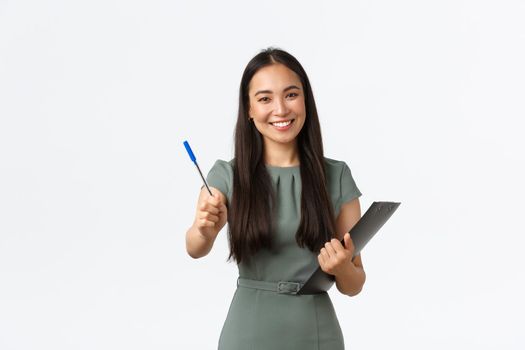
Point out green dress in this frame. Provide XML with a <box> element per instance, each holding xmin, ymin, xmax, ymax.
<box><xmin>206</xmin><ymin>157</ymin><xmax>362</xmax><ymax>350</ymax></box>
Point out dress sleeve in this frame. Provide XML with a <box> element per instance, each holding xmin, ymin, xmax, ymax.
<box><xmin>205</xmin><ymin>159</ymin><xmax>233</xmax><ymax>204</ymax></box>
<box><xmin>337</xmin><ymin>161</ymin><xmax>362</xmax><ymax>210</ymax></box>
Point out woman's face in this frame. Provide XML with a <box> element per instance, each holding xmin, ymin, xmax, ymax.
<box><xmin>248</xmin><ymin>63</ymin><xmax>306</xmax><ymax>148</ymax></box>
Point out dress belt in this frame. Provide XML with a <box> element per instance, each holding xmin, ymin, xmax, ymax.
<box><xmin>237</xmin><ymin>277</ymin><xmax>322</xmax><ymax>295</ymax></box>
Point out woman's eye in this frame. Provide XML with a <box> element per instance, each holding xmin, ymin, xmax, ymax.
<box><xmin>287</xmin><ymin>92</ymin><xmax>298</xmax><ymax>98</ymax></box>
<box><xmin>258</xmin><ymin>97</ymin><xmax>270</xmax><ymax>102</ymax></box>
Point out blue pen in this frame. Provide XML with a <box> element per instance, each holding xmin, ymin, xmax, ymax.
<box><xmin>183</xmin><ymin>140</ymin><xmax>213</xmax><ymax>196</ymax></box>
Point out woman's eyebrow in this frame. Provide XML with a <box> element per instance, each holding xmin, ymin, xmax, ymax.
<box><xmin>254</xmin><ymin>85</ymin><xmax>301</xmax><ymax>96</ymax></box>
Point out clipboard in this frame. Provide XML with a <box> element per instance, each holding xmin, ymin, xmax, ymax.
<box><xmin>297</xmin><ymin>201</ymin><xmax>401</xmax><ymax>295</ymax></box>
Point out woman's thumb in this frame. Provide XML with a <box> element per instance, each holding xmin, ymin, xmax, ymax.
<box><xmin>344</xmin><ymin>232</ymin><xmax>351</xmax><ymax>249</ymax></box>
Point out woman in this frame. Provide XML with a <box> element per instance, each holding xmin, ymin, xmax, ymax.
<box><xmin>185</xmin><ymin>47</ymin><xmax>365</xmax><ymax>349</ymax></box>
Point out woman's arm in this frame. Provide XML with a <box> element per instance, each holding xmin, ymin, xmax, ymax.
<box><xmin>185</xmin><ymin>187</ymin><xmax>228</xmax><ymax>259</ymax></box>
<box><xmin>317</xmin><ymin>198</ymin><xmax>366</xmax><ymax>296</ymax></box>
<box><xmin>334</xmin><ymin>198</ymin><xmax>365</xmax><ymax>296</ymax></box>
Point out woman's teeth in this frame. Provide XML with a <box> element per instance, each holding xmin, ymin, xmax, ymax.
<box><xmin>271</xmin><ymin>120</ymin><xmax>292</xmax><ymax>127</ymax></box>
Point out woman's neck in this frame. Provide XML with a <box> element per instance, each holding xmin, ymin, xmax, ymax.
<box><xmin>263</xmin><ymin>140</ymin><xmax>300</xmax><ymax>167</ymax></box>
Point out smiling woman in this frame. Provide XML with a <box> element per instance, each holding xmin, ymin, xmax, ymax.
<box><xmin>248</xmin><ymin>64</ymin><xmax>306</xmax><ymax>162</ymax></box>
<box><xmin>185</xmin><ymin>47</ymin><xmax>364</xmax><ymax>350</ymax></box>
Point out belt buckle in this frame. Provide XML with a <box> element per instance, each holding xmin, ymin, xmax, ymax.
<box><xmin>277</xmin><ymin>281</ymin><xmax>301</xmax><ymax>295</ymax></box>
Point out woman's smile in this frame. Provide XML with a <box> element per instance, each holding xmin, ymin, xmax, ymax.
<box><xmin>270</xmin><ymin>118</ymin><xmax>295</xmax><ymax>131</ymax></box>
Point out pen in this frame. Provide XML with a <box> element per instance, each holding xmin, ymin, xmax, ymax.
<box><xmin>183</xmin><ymin>140</ymin><xmax>213</xmax><ymax>196</ymax></box>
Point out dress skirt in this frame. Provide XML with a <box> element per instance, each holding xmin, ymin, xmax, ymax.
<box><xmin>218</xmin><ymin>286</ymin><xmax>344</xmax><ymax>350</ymax></box>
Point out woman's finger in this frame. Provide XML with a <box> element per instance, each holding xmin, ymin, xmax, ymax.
<box><xmin>330</xmin><ymin>238</ymin><xmax>346</xmax><ymax>254</ymax></box>
<box><xmin>200</xmin><ymin>212</ymin><xmax>219</xmax><ymax>223</ymax></box>
<box><xmin>207</xmin><ymin>195</ymin><xmax>221</xmax><ymax>207</ymax></box>
<box><xmin>198</xmin><ymin>218</ymin><xmax>215</xmax><ymax>228</ymax></box>
<box><xmin>201</xmin><ymin>202</ymin><xmax>220</xmax><ymax>215</ymax></box>
<box><xmin>324</xmin><ymin>242</ymin><xmax>337</xmax><ymax>257</ymax></box>
<box><xmin>320</xmin><ymin>247</ymin><xmax>330</xmax><ymax>259</ymax></box>
<box><xmin>344</xmin><ymin>233</ymin><xmax>355</xmax><ymax>255</ymax></box>
<box><xmin>317</xmin><ymin>253</ymin><xmax>325</xmax><ymax>266</ymax></box>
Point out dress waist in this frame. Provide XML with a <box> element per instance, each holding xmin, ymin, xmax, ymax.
<box><xmin>236</xmin><ymin>277</ymin><xmax>325</xmax><ymax>295</ymax></box>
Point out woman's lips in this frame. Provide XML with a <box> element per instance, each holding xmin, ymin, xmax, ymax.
<box><xmin>270</xmin><ymin>119</ymin><xmax>295</xmax><ymax>131</ymax></box>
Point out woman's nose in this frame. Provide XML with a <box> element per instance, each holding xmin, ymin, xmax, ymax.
<box><xmin>273</xmin><ymin>96</ymin><xmax>289</xmax><ymax>116</ymax></box>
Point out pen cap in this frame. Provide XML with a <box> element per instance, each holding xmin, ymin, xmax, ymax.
<box><xmin>183</xmin><ymin>140</ymin><xmax>196</xmax><ymax>163</ymax></box>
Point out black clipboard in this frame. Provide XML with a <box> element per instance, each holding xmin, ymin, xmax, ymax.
<box><xmin>297</xmin><ymin>201</ymin><xmax>401</xmax><ymax>295</ymax></box>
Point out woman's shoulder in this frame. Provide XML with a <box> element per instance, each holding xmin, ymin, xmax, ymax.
<box><xmin>211</xmin><ymin>158</ymin><xmax>235</xmax><ymax>170</ymax></box>
<box><xmin>323</xmin><ymin>156</ymin><xmax>353</xmax><ymax>174</ymax></box>
<box><xmin>325</xmin><ymin>155</ymin><xmax>362</xmax><ymax>207</ymax></box>
<box><xmin>208</xmin><ymin>158</ymin><xmax>235</xmax><ymax>182</ymax></box>
<box><xmin>323</xmin><ymin>156</ymin><xmax>344</xmax><ymax>166</ymax></box>
<box><xmin>206</xmin><ymin>158</ymin><xmax>235</xmax><ymax>201</ymax></box>
<box><xmin>323</xmin><ymin>156</ymin><xmax>362</xmax><ymax>213</ymax></box>
<box><xmin>322</xmin><ymin>156</ymin><xmax>360</xmax><ymax>182</ymax></box>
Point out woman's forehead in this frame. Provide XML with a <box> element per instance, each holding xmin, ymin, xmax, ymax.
<box><xmin>249</xmin><ymin>64</ymin><xmax>302</xmax><ymax>93</ymax></box>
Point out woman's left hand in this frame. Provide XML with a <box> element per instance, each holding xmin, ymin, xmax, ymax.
<box><xmin>318</xmin><ymin>233</ymin><xmax>356</xmax><ymax>276</ymax></box>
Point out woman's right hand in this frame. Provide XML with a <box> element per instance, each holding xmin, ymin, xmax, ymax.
<box><xmin>193</xmin><ymin>186</ymin><xmax>228</xmax><ymax>240</ymax></box>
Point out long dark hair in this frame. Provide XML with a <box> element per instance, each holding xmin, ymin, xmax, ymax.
<box><xmin>228</xmin><ymin>47</ymin><xmax>336</xmax><ymax>264</ymax></box>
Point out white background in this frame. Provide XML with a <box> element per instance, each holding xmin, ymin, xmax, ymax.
<box><xmin>1</xmin><ymin>0</ymin><xmax>524</xmax><ymax>348</ymax></box>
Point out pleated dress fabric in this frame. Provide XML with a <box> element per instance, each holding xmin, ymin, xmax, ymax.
<box><xmin>205</xmin><ymin>157</ymin><xmax>362</xmax><ymax>350</ymax></box>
